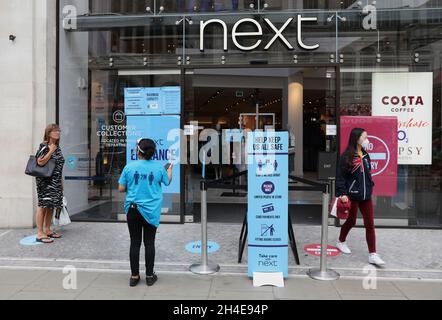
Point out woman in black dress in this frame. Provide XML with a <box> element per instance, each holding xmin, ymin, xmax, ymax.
<box><xmin>35</xmin><ymin>124</ymin><xmax>65</xmax><ymax>243</ymax></box>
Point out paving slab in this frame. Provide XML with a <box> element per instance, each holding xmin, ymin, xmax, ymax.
<box><xmin>1</xmin><ymin>269</ymin><xmax>441</xmax><ymax>300</ymax></box>
<box><xmin>392</xmin><ymin>280</ymin><xmax>442</xmax><ymax>300</ymax></box>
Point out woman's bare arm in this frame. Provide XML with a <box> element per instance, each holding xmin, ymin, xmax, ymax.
<box><xmin>167</xmin><ymin>163</ymin><xmax>173</xmax><ymax>184</ymax></box>
<box><xmin>37</xmin><ymin>144</ymin><xmax>56</xmax><ymax>166</ymax></box>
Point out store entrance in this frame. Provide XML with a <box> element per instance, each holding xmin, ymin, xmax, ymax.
<box><xmin>66</xmin><ymin>66</ymin><xmax>337</xmax><ymax>223</ymax></box>
<box><xmin>183</xmin><ymin>67</ymin><xmax>338</xmax><ymax>224</ymax></box>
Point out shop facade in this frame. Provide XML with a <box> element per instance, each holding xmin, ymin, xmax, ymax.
<box><xmin>58</xmin><ymin>0</ymin><xmax>442</xmax><ymax>228</ymax></box>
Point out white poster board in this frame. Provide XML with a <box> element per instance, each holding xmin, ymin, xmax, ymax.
<box><xmin>372</xmin><ymin>72</ymin><xmax>433</xmax><ymax>165</ymax></box>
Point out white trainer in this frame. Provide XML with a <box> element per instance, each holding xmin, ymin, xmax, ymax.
<box><xmin>368</xmin><ymin>253</ymin><xmax>386</xmax><ymax>265</ymax></box>
<box><xmin>336</xmin><ymin>241</ymin><xmax>351</xmax><ymax>254</ymax></box>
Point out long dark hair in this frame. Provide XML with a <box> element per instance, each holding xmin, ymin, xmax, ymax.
<box><xmin>341</xmin><ymin>128</ymin><xmax>366</xmax><ymax>173</ymax></box>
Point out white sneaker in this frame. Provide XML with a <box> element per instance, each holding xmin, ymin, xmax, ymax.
<box><xmin>369</xmin><ymin>253</ymin><xmax>385</xmax><ymax>265</ymax></box>
<box><xmin>336</xmin><ymin>241</ymin><xmax>351</xmax><ymax>254</ymax></box>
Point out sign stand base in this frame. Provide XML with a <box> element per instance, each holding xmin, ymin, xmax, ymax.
<box><xmin>307</xmin><ymin>269</ymin><xmax>340</xmax><ymax>281</ymax></box>
<box><xmin>253</xmin><ymin>272</ymin><xmax>284</xmax><ymax>287</ymax></box>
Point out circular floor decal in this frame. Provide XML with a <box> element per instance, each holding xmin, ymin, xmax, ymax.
<box><xmin>185</xmin><ymin>241</ymin><xmax>220</xmax><ymax>254</ymax></box>
<box><xmin>20</xmin><ymin>235</ymin><xmax>43</xmax><ymax>246</ymax></box>
<box><xmin>304</xmin><ymin>244</ymin><xmax>340</xmax><ymax>257</ymax></box>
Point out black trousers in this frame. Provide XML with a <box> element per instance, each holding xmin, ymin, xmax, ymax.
<box><xmin>127</xmin><ymin>205</ymin><xmax>157</xmax><ymax>277</ymax></box>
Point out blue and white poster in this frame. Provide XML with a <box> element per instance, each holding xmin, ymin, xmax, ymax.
<box><xmin>126</xmin><ymin>115</ymin><xmax>180</xmax><ymax>194</ymax></box>
<box><xmin>247</xmin><ymin>131</ymin><xmax>288</xmax><ymax>278</ymax></box>
<box><xmin>124</xmin><ymin>86</ymin><xmax>181</xmax><ymax>116</ymax></box>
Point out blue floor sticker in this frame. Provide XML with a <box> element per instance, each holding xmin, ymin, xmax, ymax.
<box><xmin>20</xmin><ymin>235</ymin><xmax>43</xmax><ymax>246</ymax></box>
<box><xmin>185</xmin><ymin>241</ymin><xmax>220</xmax><ymax>254</ymax></box>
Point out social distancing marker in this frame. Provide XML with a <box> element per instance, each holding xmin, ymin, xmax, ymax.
<box><xmin>20</xmin><ymin>235</ymin><xmax>43</xmax><ymax>246</ymax></box>
<box><xmin>304</xmin><ymin>244</ymin><xmax>340</xmax><ymax>257</ymax></box>
<box><xmin>185</xmin><ymin>241</ymin><xmax>220</xmax><ymax>254</ymax></box>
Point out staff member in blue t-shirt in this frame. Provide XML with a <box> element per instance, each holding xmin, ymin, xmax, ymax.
<box><xmin>118</xmin><ymin>138</ymin><xmax>173</xmax><ymax>287</ymax></box>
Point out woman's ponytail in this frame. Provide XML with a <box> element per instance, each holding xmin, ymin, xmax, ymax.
<box><xmin>138</xmin><ymin>139</ymin><xmax>156</xmax><ymax>160</ymax></box>
<box><xmin>144</xmin><ymin>148</ymin><xmax>155</xmax><ymax>160</ymax></box>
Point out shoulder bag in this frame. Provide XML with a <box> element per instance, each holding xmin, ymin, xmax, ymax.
<box><xmin>25</xmin><ymin>145</ymin><xmax>56</xmax><ymax>178</ymax></box>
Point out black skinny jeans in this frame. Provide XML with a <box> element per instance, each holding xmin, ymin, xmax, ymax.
<box><xmin>127</xmin><ymin>205</ymin><xmax>157</xmax><ymax>277</ymax></box>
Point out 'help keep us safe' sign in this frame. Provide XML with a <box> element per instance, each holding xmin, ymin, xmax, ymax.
<box><xmin>340</xmin><ymin>116</ymin><xmax>398</xmax><ymax>197</ymax></box>
<box><xmin>247</xmin><ymin>132</ymin><xmax>288</xmax><ymax>278</ymax></box>
<box><xmin>252</xmin><ymin>136</ymin><xmax>284</xmax><ymax>151</ymax></box>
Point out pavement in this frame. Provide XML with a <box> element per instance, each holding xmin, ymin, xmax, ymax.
<box><xmin>0</xmin><ymin>269</ymin><xmax>441</xmax><ymax>300</ymax></box>
<box><xmin>0</xmin><ymin>222</ymin><xmax>441</xmax><ymax>300</ymax></box>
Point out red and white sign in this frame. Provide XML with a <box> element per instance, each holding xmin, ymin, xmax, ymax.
<box><xmin>340</xmin><ymin>116</ymin><xmax>398</xmax><ymax>196</ymax></box>
<box><xmin>365</xmin><ymin>135</ymin><xmax>390</xmax><ymax>177</ymax></box>
<box><xmin>372</xmin><ymin>72</ymin><xmax>433</xmax><ymax>165</ymax></box>
<box><xmin>304</xmin><ymin>244</ymin><xmax>340</xmax><ymax>257</ymax></box>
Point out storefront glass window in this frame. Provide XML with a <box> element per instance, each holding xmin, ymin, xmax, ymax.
<box><xmin>59</xmin><ymin>1</ymin><xmax>442</xmax><ymax>227</ymax></box>
<box><xmin>337</xmin><ymin>8</ymin><xmax>442</xmax><ymax>226</ymax></box>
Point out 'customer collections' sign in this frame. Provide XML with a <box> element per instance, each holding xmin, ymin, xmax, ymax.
<box><xmin>372</xmin><ymin>72</ymin><xmax>433</xmax><ymax>165</ymax></box>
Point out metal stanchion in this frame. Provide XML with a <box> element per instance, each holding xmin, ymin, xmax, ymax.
<box><xmin>190</xmin><ymin>180</ymin><xmax>220</xmax><ymax>275</ymax></box>
<box><xmin>307</xmin><ymin>183</ymin><xmax>340</xmax><ymax>281</ymax></box>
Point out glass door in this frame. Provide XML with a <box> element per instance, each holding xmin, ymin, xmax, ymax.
<box><xmin>118</xmin><ymin>70</ymin><xmax>182</xmax><ymax>223</ymax></box>
<box><xmin>183</xmin><ymin>67</ymin><xmax>285</xmax><ymax>221</ymax></box>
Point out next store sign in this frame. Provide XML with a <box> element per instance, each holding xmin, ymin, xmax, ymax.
<box><xmin>200</xmin><ymin>15</ymin><xmax>320</xmax><ymax>52</ymax></box>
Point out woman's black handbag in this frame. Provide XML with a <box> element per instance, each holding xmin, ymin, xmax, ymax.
<box><xmin>25</xmin><ymin>146</ymin><xmax>56</xmax><ymax>178</ymax></box>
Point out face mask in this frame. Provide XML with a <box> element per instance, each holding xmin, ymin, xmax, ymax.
<box><xmin>361</xmin><ymin>138</ymin><xmax>370</xmax><ymax>150</ymax></box>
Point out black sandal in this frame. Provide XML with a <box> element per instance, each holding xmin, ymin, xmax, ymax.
<box><xmin>36</xmin><ymin>237</ymin><xmax>54</xmax><ymax>244</ymax></box>
<box><xmin>47</xmin><ymin>232</ymin><xmax>62</xmax><ymax>239</ymax></box>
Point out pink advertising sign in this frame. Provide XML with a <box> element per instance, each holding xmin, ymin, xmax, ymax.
<box><xmin>340</xmin><ymin>116</ymin><xmax>398</xmax><ymax>196</ymax></box>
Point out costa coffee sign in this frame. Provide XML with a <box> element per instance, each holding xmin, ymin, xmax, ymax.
<box><xmin>372</xmin><ymin>73</ymin><xmax>433</xmax><ymax>165</ymax></box>
<box><xmin>200</xmin><ymin>15</ymin><xmax>320</xmax><ymax>52</ymax></box>
<box><xmin>381</xmin><ymin>96</ymin><xmax>424</xmax><ymax>109</ymax></box>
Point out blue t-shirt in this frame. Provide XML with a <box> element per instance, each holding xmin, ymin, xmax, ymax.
<box><xmin>118</xmin><ymin>160</ymin><xmax>170</xmax><ymax>227</ymax></box>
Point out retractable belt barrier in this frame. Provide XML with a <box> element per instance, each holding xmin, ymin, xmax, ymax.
<box><xmin>190</xmin><ymin>171</ymin><xmax>340</xmax><ymax>280</ymax></box>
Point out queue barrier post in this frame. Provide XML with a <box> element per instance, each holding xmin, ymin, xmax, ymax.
<box><xmin>190</xmin><ymin>180</ymin><xmax>220</xmax><ymax>275</ymax></box>
<box><xmin>307</xmin><ymin>182</ymin><xmax>340</xmax><ymax>281</ymax></box>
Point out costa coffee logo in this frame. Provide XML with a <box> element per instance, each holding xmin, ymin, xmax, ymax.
<box><xmin>200</xmin><ymin>15</ymin><xmax>320</xmax><ymax>52</ymax></box>
<box><xmin>382</xmin><ymin>96</ymin><xmax>424</xmax><ymax>113</ymax></box>
<box><xmin>382</xmin><ymin>96</ymin><xmax>424</xmax><ymax>106</ymax></box>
